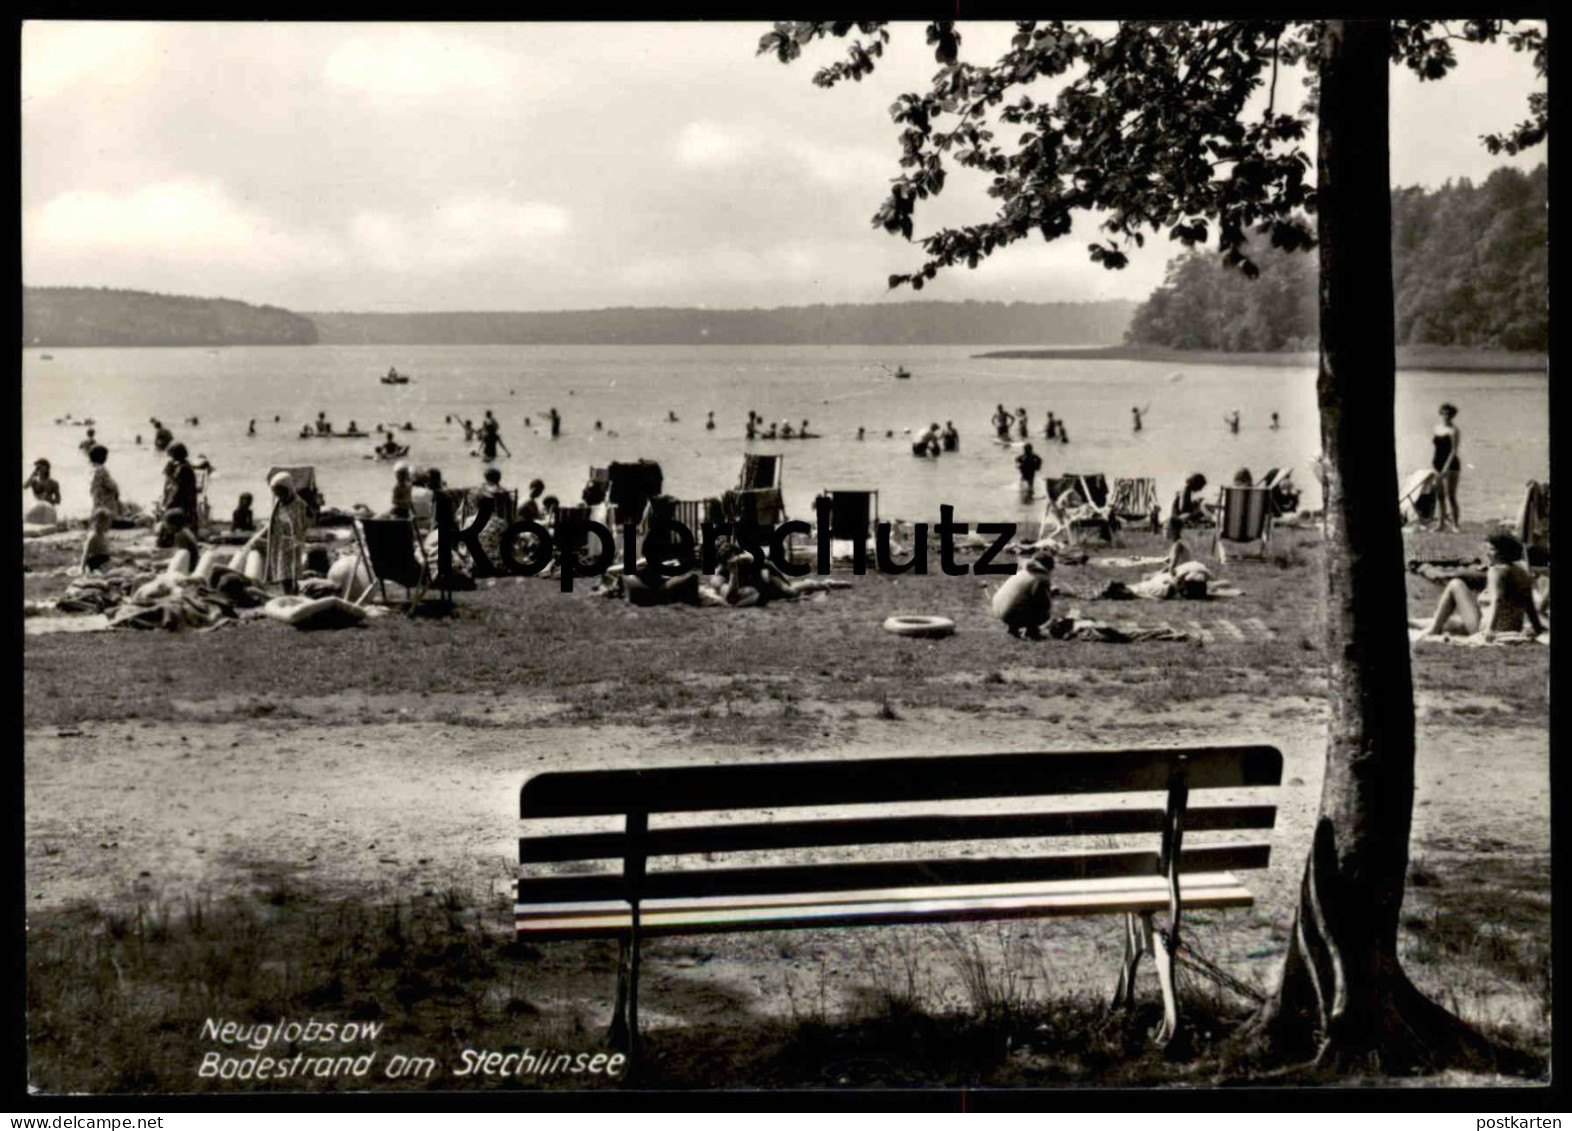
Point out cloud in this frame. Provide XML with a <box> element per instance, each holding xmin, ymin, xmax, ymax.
<box><xmin>674</xmin><ymin>120</ymin><xmax>752</xmax><ymax>168</ymax></box>
<box><xmin>21</xmin><ymin>21</ymin><xmax>160</xmax><ymax>104</ymax></box>
<box><xmin>349</xmin><ymin>195</ymin><xmax>571</xmax><ymax>271</ymax></box>
<box><xmin>674</xmin><ymin>119</ymin><xmax>892</xmax><ymax>189</ymax></box>
<box><xmin>24</xmin><ymin>180</ymin><xmax>343</xmax><ymax>275</ymax></box>
<box><xmin>324</xmin><ymin>30</ymin><xmax>518</xmax><ymax>99</ymax></box>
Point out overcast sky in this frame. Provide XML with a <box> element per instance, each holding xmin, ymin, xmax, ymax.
<box><xmin>21</xmin><ymin>21</ymin><xmax>1548</xmax><ymax>313</ymax></box>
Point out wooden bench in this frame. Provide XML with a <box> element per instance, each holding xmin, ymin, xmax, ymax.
<box><xmin>517</xmin><ymin>744</ymin><xmax>1283</xmax><ymax>1051</ymax></box>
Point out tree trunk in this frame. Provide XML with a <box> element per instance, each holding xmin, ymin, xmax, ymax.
<box><xmin>1247</xmin><ymin>19</ymin><xmax>1537</xmax><ymax>1076</ymax></box>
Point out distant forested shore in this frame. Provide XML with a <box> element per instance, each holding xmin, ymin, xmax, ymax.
<box><xmin>22</xmin><ymin>290</ymin><xmax>1136</xmax><ymax>349</ymax></box>
<box><xmin>305</xmin><ymin>300</ymin><xmax>1137</xmax><ymax>346</ymax></box>
<box><xmin>23</xmin><ymin>287</ymin><xmax>317</xmax><ymax>348</ymax></box>
<box><xmin>974</xmin><ymin>344</ymin><xmax>1547</xmax><ymax>373</ymax></box>
<box><xmin>1123</xmin><ymin>165</ymin><xmax>1547</xmax><ymax>354</ymax></box>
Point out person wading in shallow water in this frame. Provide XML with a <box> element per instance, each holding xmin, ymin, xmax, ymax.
<box><xmin>1015</xmin><ymin>442</ymin><xmax>1043</xmax><ymax>503</ymax></box>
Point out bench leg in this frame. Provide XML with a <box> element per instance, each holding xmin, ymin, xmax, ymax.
<box><xmin>1150</xmin><ymin>925</ymin><xmax>1180</xmax><ymax>1047</ymax></box>
<box><xmin>1111</xmin><ymin>911</ymin><xmax>1147</xmax><ymax>1009</ymax></box>
<box><xmin>609</xmin><ymin>938</ymin><xmax>631</xmax><ymax>1049</ymax></box>
<box><xmin>607</xmin><ymin>918</ymin><xmax>643</xmax><ymax>1057</ymax></box>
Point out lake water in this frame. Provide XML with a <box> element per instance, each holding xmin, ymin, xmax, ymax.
<box><xmin>21</xmin><ymin>344</ymin><xmax>1548</xmax><ymax>530</ymax></box>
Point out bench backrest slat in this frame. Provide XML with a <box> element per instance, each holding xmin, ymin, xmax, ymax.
<box><xmin>520</xmin><ymin>746</ymin><xmax>1282</xmax><ymax>818</ymax></box>
<box><xmin>516</xmin><ymin>843</ymin><xmax>1271</xmax><ymax>904</ymax></box>
<box><xmin>519</xmin><ymin>803</ymin><xmax>1278</xmax><ymax>864</ymax></box>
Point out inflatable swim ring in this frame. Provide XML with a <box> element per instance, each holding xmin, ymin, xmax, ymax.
<box><xmin>881</xmin><ymin>614</ymin><xmax>955</xmax><ymax>639</ymax></box>
<box><xmin>263</xmin><ymin>594</ymin><xmax>368</xmax><ymax>630</ymax></box>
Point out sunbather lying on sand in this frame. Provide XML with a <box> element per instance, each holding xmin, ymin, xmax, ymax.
<box><xmin>713</xmin><ymin>546</ymin><xmax>838</xmax><ymax>607</ymax></box>
<box><xmin>1413</xmin><ymin>532</ymin><xmax>1544</xmax><ymax>641</ymax></box>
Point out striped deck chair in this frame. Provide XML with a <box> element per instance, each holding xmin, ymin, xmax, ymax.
<box><xmin>1044</xmin><ymin>474</ymin><xmax>1117</xmax><ymax>542</ymax></box>
<box><xmin>354</xmin><ymin>517</ymin><xmax>447</xmax><ymax>614</ymax></box>
<box><xmin>1110</xmin><ymin>478</ymin><xmax>1160</xmax><ymax>528</ymax></box>
<box><xmin>672</xmin><ymin>497</ymin><xmax>723</xmax><ymax>534</ymax></box>
<box><xmin>739</xmin><ymin>453</ymin><xmax>783</xmax><ymax>491</ymax></box>
<box><xmin>1212</xmin><ymin>486</ymin><xmax>1273</xmax><ymax>561</ymax></box>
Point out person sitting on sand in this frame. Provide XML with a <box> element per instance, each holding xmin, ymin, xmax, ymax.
<box><xmin>232</xmin><ymin>492</ymin><xmax>256</xmax><ymax>533</ymax></box>
<box><xmin>155</xmin><ymin>507</ymin><xmax>202</xmax><ymax>572</ymax></box>
<box><xmin>540</xmin><ymin>495</ymin><xmax>560</xmax><ymax>529</ymax></box>
<box><xmin>24</xmin><ymin>458</ymin><xmax>61</xmax><ymax>506</ymax></box>
<box><xmin>519</xmin><ymin>478</ymin><xmax>546</xmax><ymax>523</ymax></box>
<box><xmin>81</xmin><ymin>507</ymin><xmax>114</xmax><ymax>574</ymax></box>
<box><xmin>1172</xmin><ymin>473</ymin><xmax>1210</xmax><ymax>526</ymax></box>
<box><xmin>1415</xmin><ymin>532</ymin><xmax>1545</xmax><ymax>642</ymax></box>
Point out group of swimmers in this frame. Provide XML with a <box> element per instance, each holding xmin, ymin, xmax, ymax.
<box><xmin>993</xmin><ymin>405</ymin><xmax>1071</xmax><ymax>445</ymax></box>
<box><xmin>746</xmin><ymin>412</ymin><xmax>819</xmax><ymax>441</ymax></box>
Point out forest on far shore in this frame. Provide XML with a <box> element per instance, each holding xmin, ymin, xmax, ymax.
<box><xmin>1126</xmin><ymin>164</ymin><xmax>1547</xmax><ymax>353</ymax></box>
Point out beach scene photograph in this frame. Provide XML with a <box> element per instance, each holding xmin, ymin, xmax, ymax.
<box><xmin>19</xmin><ymin>19</ymin><xmax>1551</xmax><ymax>1105</ymax></box>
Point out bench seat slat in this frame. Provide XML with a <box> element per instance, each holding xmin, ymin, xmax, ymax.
<box><xmin>517</xmin><ymin>844</ymin><xmax>1270</xmax><ymax>903</ymax></box>
<box><xmin>521</xmin><ymin>745</ymin><xmax>1283</xmax><ymax>817</ymax></box>
<box><xmin>515</xmin><ymin>873</ymin><xmax>1256</xmax><ymax>939</ymax></box>
<box><xmin>518</xmin><ymin>804</ymin><xmax>1279</xmax><ymax>863</ymax></box>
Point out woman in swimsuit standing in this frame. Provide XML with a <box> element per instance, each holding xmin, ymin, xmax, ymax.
<box><xmin>1432</xmin><ymin>402</ymin><xmax>1462</xmax><ymax>532</ymax></box>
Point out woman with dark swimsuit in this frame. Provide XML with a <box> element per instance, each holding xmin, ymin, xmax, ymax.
<box><xmin>1432</xmin><ymin>403</ymin><xmax>1462</xmax><ymax>532</ymax></box>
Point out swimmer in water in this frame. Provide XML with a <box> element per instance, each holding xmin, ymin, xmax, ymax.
<box><xmin>706</xmin><ymin>411</ymin><xmax>715</xmax><ymax>431</ymax></box>
<box><xmin>1132</xmin><ymin>405</ymin><xmax>1145</xmax><ymax>432</ymax></box>
<box><xmin>991</xmin><ymin>404</ymin><xmax>1014</xmax><ymax>441</ymax></box>
<box><xmin>1225</xmin><ymin>410</ymin><xmax>1241</xmax><ymax>434</ymax></box>
<box><xmin>668</xmin><ymin>410</ymin><xmax>679</xmax><ymax>423</ymax></box>
<box><xmin>248</xmin><ymin>419</ymin><xmax>256</xmax><ymax>436</ymax></box>
<box><xmin>857</xmin><ymin>427</ymin><xmax>865</xmax><ymax>441</ymax></box>
<box><xmin>595</xmin><ymin>420</ymin><xmax>603</xmax><ymax>431</ymax></box>
<box><xmin>1270</xmin><ymin>412</ymin><xmax>1281</xmax><ymax>430</ymax></box>
<box><xmin>1045</xmin><ymin>412</ymin><xmax>1058</xmax><ymax>440</ymax></box>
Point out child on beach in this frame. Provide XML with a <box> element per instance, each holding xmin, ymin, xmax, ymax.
<box><xmin>232</xmin><ymin>492</ymin><xmax>256</xmax><ymax>533</ymax></box>
<box><xmin>81</xmin><ymin>508</ymin><xmax>114</xmax><ymax>574</ymax></box>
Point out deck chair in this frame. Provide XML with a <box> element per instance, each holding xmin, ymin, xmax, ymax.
<box><xmin>739</xmin><ymin>453</ymin><xmax>783</xmax><ymax>491</ymax></box>
<box><xmin>1044</xmin><ymin>474</ymin><xmax>1117</xmax><ymax>542</ymax></box>
<box><xmin>1398</xmin><ymin>467</ymin><xmax>1438</xmax><ymax>526</ymax></box>
<box><xmin>354</xmin><ymin>517</ymin><xmax>446</xmax><ymax>614</ymax></box>
<box><xmin>1516</xmin><ymin>480</ymin><xmax>1550</xmax><ymax>568</ymax></box>
<box><xmin>1212</xmin><ymin>486</ymin><xmax>1273</xmax><ymax>561</ymax></box>
<box><xmin>1110</xmin><ymin>477</ymin><xmax>1160</xmax><ymax>529</ymax></box>
<box><xmin>723</xmin><ymin>487</ymin><xmax>787</xmax><ymax>528</ymax></box>
<box><xmin>1258</xmin><ymin>468</ymin><xmax>1301</xmax><ymax>519</ymax></box>
<box><xmin>816</xmin><ymin>489</ymin><xmax>879</xmax><ymax>542</ymax></box>
<box><xmin>650</xmin><ymin>497</ymin><xmax>722</xmax><ymax>536</ymax></box>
